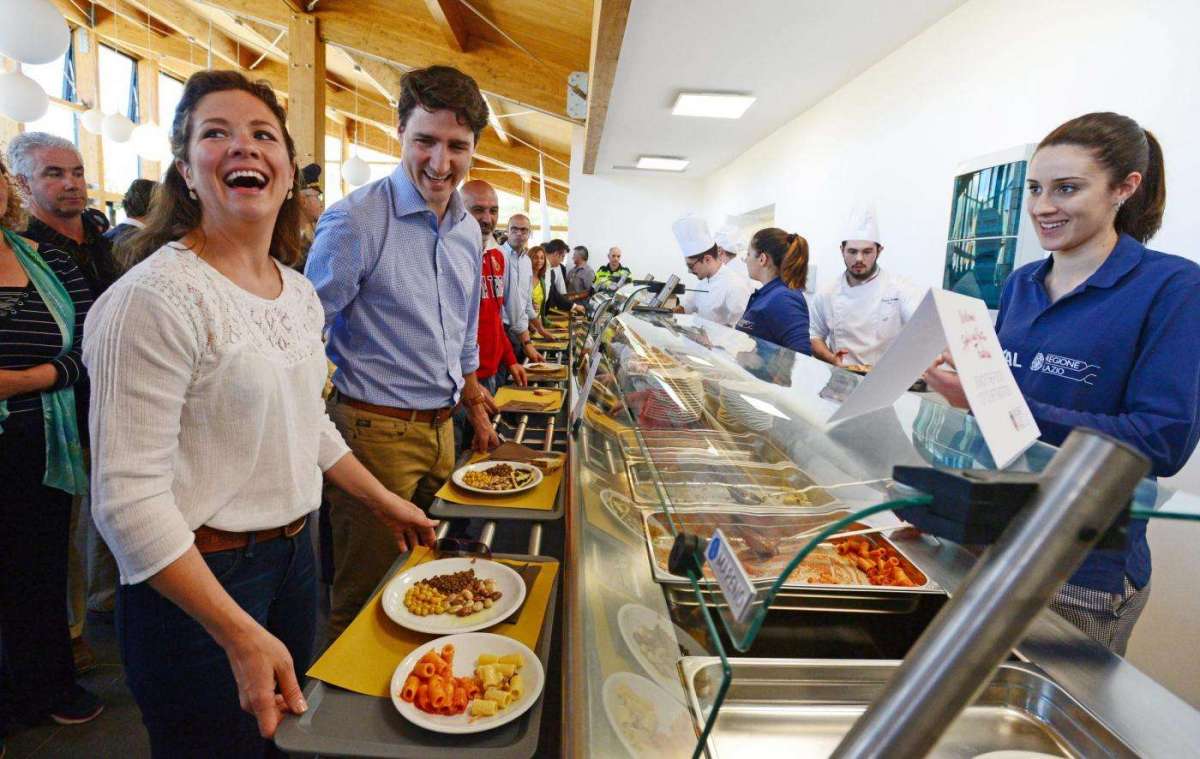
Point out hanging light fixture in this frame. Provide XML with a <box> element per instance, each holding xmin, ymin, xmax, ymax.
<box><xmin>0</xmin><ymin>67</ymin><xmax>49</xmax><ymax>122</ymax></box>
<box><xmin>0</xmin><ymin>0</ymin><xmax>70</xmax><ymax>65</ymax></box>
<box><xmin>340</xmin><ymin>85</ymin><xmax>370</xmax><ymax>186</ymax></box>
<box><xmin>130</xmin><ymin>12</ymin><xmax>168</xmax><ymax>159</ymax></box>
<box><xmin>79</xmin><ymin>106</ymin><xmax>105</xmax><ymax>133</ymax></box>
<box><xmin>103</xmin><ymin>111</ymin><xmax>135</xmax><ymax>142</ymax></box>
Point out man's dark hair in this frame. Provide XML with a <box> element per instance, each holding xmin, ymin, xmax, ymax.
<box><xmin>544</xmin><ymin>238</ymin><xmax>570</xmax><ymax>256</ymax></box>
<box><xmin>573</xmin><ymin>245</ymin><xmax>589</xmax><ymax>260</ymax></box>
<box><xmin>396</xmin><ymin>65</ymin><xmax>489</xmax><ymax>142</ymax></box>
<box><xmin>122</xmin><ymin>178</ymin><xmax>158</xmax><ymax>218</ymax></box>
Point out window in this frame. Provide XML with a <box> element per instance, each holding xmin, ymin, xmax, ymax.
<box><xmin>22</xmin><ymin>50</ymin><xmax>76</xmax><ymax>144</ymax></box>
<box><xmin>158</xmin><ymin>73</ymin><xmax>184</xmax><ymax>138</ymax></box>
<box><xmin>99</xmin><ymin>45</ymin><xmax>139</xmax><ymax>195</ymax></box>
<box><xmin>324</xmin><ymin>133</ymin><xmax>343</xmax><ymax>204</ymax></box>
<box><xmin>943</xmin><ymin>160</ymin><xmax>1027</xmax><ymax>308</ymax></box>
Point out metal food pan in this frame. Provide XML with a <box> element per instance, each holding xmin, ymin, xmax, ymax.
<box><xmin>679</xmin><ymin>658</ymin><xmax>1137</xmax><ymax>758</ymax></box>
<box><xmin>627</xmin><ymin>460</ymin><xmax>838</xmax><ymax>509</ymax></box>
<box><xmin>615</xmin><ymin>428</ymin><xmax>789</xmax><ymax>464</ymax></box>
<box><xmin>642</xmin><ymin>510</ymin><xmax>943</xmax><ymax>603</ymax></box>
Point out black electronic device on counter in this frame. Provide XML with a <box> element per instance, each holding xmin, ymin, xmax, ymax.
<box><xmin>892</xmin><ymin>465</ymin><xmax>1129</xmax><ymax>550</ymax></box>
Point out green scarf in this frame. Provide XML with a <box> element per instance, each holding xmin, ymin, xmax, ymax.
<box><xmin>0</xmin><ymin>228</ymin><xmax>88</xmax><ymax>494</ymax></box>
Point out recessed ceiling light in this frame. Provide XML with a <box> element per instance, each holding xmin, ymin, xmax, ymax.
<box><xmin>672</xmin><ymin>92</ymin><xmax>756</xmax><ymax>119</ymax></box>
<box><xmin>636</xmin><ymin>155</ymin><xmax>690</xmax><ymax>172</ymax></box>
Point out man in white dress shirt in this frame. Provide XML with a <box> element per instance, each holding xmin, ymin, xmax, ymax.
<box><xmin>673</xmin><ymin>215</ymin><xmax>753</xmax><ymax>328</ymax></box>
<box><xmin>808</xmin><ymin>210</ymin><xmax>924</xmax><ymax>367</ymax></box>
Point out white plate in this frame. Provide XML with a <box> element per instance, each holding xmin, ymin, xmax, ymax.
<box><xmin>451</xmin><ymin>460</ymin><xmax>543</xmax><ymax>495</ymax></box>
<box><xmin>382</xmin><ymin>557</ymin><xmax>527</xmax><ymax>635</ymax></box>
<box><xmin>602</xmin><ymin>672</ymin><xmax>692</xmax><ymax>759</ymax></box>
<box><xmin>390</xmin><ymin>632</ymin><xmax>544</xmax><ymax>734</ymax></box>
<box><xmin>524</xmin><ymin>361</ymin><xmax>565</xmax><ymax>372</ymax></box>
<box><xmin>616</xmin><ymin>604</ymin><xmax>705</xmax><ymax>689</ymax></box>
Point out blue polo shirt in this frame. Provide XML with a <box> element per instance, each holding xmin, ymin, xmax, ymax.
<box><xmin>996</xmin><ymin>233</ymin><xmax>1200</xmax><ymax>593</ymax></box>
<box><xmin>735</xmin><ymin>277</ymin><xmax>812</xmax><ymax>355</ymax></box>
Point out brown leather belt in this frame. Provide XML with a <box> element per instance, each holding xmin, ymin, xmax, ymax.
<box><xmin>194</xmin><ymin>516</ymin><xmax>307</xmax><ymax>555</ymax></box>
<box><xmin>340</xmin><ymin>395</ymin><xmax>454</xmax><ymax>425</ymax></box>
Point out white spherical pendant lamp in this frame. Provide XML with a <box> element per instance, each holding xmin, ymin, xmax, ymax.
<box><xmin>0</xmin><ymin>0</ymin><xmax>70</xmax><ymax>65</ymax></box>
<box><xmin>103</xmin><ymin>112</ymin><xmax>135</xmax><ymax>143</ymax></box>
<box><xmin>79</xmin><ymin>107</ymin><xmax>105</xmax><ymax>134</ymax></box>
<box><xmin>341</xmin><ymin>155</ymin><xmax>370</xmax><ymax>187</ymax></box>
<box><xmin>0</xmin><ymin>69</ymin><xmax>49</xmax><ymax>122</ymax></box>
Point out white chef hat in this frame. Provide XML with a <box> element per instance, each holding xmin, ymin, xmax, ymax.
<box><xmin>842</xmin><ymin>205</ymin><xmax>880</xmax><ymax>244</ymax></box>
<box><xmin>672</xmin><ymin>215</ymin><xmax>716</xmax><ymax>258</ymax></box>
<box><xmin>713</xmin><ymin>224</ymin><xmax>743</xmax><ymax>255</ymax></box>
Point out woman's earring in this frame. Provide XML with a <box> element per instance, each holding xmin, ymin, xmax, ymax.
<box><xmin>286</xmin><ymin>188</ymin><xmax>294</xmax><ymax>199</ymax></box>
<box><xmin>188</xmin><ymin>188</ymin><xmax>197</xmax><ymax>201</ymax></box>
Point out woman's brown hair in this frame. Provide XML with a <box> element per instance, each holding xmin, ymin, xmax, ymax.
<box><xmin>750</xmin><ymin>227</ymin><xmax>809</xmax><ymax>290</ymax></box>
<box><xmin>0</xmin><ymin>155</ymin><xmax>28</xmax><ymax>232</ymax></box>
<box><xmin>529</xmin><ymin>245</ymin><xmax>547</xmax><ymax>280</ymax></box>
<box><xmin>1037</xmin><ymin>112</ymin><xmax>1165</xmax><ymax>243</ymax></box>
<box><xmin>122</xmin><ymin>70</ymin><xmax>302</xmax><ymax>269</ymax></box>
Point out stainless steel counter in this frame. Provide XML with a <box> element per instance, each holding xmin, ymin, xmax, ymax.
<box><xmin>561</xmin><ymin>305</ymin><xmax>1200</xmax><ymax>758</ymax></box>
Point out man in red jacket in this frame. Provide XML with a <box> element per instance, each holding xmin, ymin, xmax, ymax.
<box><xmin>462</xmin><ymin>180</ymin><xmax>527</xmax><ymax>392</ymax></box>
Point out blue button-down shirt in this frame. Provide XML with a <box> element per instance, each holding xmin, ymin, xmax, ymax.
<box><xmin>501</xmin><ymin>242</ymin><xmax>535</xmax><ymax>334</ymax></box>
<box><xmin>306</xmin><ymin>167</ymin><xmax>482</xmax><ymax>409</ymax></box>
<box><xmin>735</xmin><ymin>277</ymin><xmax>812</xmax><ymax>355</ymax></box>
<box><xmin>996</xmin><ymin>233</ymin><xmax>1200</xmax><ymax>592</ymax></box>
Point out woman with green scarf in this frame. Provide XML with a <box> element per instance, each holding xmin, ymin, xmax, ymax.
<box><xmin>0</xmin><ymin>153</ymin><xmax>100</xmax><ymax>745</ymax></box>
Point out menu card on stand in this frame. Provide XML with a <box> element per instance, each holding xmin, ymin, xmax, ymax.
<box><xmin>828</xmin><ymin>289</ymin><xmax>1039</xmax><ymax>469</ymax></box>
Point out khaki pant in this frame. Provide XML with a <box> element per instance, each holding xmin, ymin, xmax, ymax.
<box><xmin>326</xmin><ymin>400</ymin><xmax>454</xmax><ymax>639</ymax></box>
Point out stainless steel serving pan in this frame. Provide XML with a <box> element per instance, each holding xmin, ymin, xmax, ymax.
<box><xmin>642</xmin><ymin>509</ymin><xmax>943</xmax><ymax>615</ymax></box>
<box><xmin>678</xmin><ymin>658</ymin><xmax>1137</xmax><ymax>758</ymax></box>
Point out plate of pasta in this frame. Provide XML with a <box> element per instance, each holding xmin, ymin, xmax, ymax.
<box><xmin>390</xmin><ymin>633</ymin><xmax>545</xmax><ymax>734</ymax></box>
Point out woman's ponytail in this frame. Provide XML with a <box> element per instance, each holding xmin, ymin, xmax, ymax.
<box><xmin>750</xmin><ymin>227</ymin><xmax>808</xmax><ymax>290</ymax></box>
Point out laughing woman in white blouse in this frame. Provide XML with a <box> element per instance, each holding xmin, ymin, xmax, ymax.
<box><xmin>83</xmin><ymin>71</ymin><xmax>436</xmax><ymax>759</ymax></box>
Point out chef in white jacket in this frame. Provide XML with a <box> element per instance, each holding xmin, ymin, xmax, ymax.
<box><xmin>809</xmin><ymin>209</ymin><xmax>924</xmax><ymax>367</ymax></box>
<box><xmin>714</xmin><ymin>225</ymin><xmax>761</xmax><ymax>291</ymax></box>
<box><xmin>674</xmin><ymin>215</ymin><xmax>754</xmax><ymax>327</ymax></box>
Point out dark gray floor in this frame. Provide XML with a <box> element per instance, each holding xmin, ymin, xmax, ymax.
<box><xmin>3</xmin><ymin>612</ymin><xmax>150</xmax><ymax>759</ymax></box>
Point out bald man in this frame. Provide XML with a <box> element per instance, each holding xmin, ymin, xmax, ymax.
<box><xmin>461</xmin><ymin>180</ymin><xmax>526</xmax><ymax>390</ymax></box>
<box><xmin>501</xmin><ymin>213</ymin><xmax>546</xmax><ymax>361</ymax></box>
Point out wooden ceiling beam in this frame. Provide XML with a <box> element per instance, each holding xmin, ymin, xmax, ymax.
<box><xmin>470</xmin><ymin>169</ymin><xmax>568</xmax><ymax>213</ymax></box>
<box><xmin>86</xmin><ymin>0</ymin><xmax>248</xmax><ymax>70</ymax></box>
<box><xmin>483</xmin><ymin>94</ymin><xmax>510</xmax><ymax>146</ymax></box>
<box><xmin>582</xmin><ymin>0</ymin><xmax>631</xmax><ymax>174</ymax></box>
<box><xmin>423</xmin><ymin>0</ymin><xmax>470</xmax><ymax>52</ymax></box>
<box><xmin>198</xmin><ymin>0</ymin><xmax>574</xmax><ymax>119</ymax></box>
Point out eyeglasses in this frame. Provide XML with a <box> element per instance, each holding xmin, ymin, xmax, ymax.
<box><xmin>434</xmin><ymin>537</ymin><xmax>492</xmax><ymax>558</ymax></box>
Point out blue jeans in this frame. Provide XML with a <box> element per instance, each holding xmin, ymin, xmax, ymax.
<box><xmin>117</xmin><ymin>519</ymin><xmax>317</xmax><ymax>759</ymax></box>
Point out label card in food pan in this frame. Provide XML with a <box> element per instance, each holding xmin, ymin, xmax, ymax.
<box><xmin>705</xmin><ymin>529</ymin><xmax>755</xmax><ymax>624</ymax></box>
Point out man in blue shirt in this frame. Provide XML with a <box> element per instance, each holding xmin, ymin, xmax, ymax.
<box><xmin>306</xmin><ymin>65</ymin><xmax>499</xmax><ymax>637</ymax></box>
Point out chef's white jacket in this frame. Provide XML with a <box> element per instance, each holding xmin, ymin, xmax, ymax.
<box><xmin>682</xmin><ymin>262</ymin><xmax>755</xmax><ymax>328</ymax></box>
<box><xmin>808</xmin><ymin>268</ymin><xmax>925</xmax><ymax>366</ymax></box>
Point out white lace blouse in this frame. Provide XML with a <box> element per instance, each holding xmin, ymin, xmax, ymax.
<box><xmin>83</xmin><ymin>242</ymin><xmax>350</xmax><ymax>584</ymax></box>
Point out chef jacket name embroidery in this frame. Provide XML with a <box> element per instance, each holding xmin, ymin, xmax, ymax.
<box><xmin>1028</xmin><ymin>351</ymin><xmax>1100</xmax><ymax>386</ymax></box>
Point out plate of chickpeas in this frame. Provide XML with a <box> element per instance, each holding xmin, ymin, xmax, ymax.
<box><xmin>382</xmin><ymin>558</ymin><xmax>527</xmax><ymax>635</ymax></box>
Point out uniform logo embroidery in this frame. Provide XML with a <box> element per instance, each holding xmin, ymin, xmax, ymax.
<box><xmin>1030</xmin><ymin>351</ymin><xmax>1098</xmax><ymax>385</ymax></box>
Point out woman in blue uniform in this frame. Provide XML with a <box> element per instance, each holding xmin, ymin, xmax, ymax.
<box><xmin>925</xmin><ymin>112</ymin><xmax>1200</xmax><ymax>654</ymax></box>
<box><xmin>735</xmin><ymin>228</ymin><xmax>812</xmax><ymax>355</ymax></box>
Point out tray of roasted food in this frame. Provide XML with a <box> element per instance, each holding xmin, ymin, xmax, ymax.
<box><xmin>625</xmin><ymin>459</ymin><xmax>838</xmax><ymax>510</ymax></box>
<box><xmin>614</xmin><ymin>428</ymin><xmax>790</xmax><ymax>465</ymax></box>
<box><xmin>642</xmin><ymin>509</ymin><xmax>941</xmax><ymax>613</ymax></box>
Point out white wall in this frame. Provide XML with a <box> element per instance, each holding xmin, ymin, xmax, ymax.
<box><xmin>567</xmin><ymin>126</ymin><xmax>704</xmax><ymax>279</ymax></box>
<box><xmin>697</xmin><ymin>0</ymin><xmax>1200</xmax><ymax>707</ymax></box>
<box><xmin>702</xmin><ymin>0</ymin><xmax>1200</xmax><ymax>295</ymax></box>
